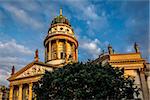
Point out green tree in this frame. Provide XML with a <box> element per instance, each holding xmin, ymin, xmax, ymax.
<box><xmin>33</xmin><ymin>62</ymin><xmax>140</xmax><ymax>100</ymax></box>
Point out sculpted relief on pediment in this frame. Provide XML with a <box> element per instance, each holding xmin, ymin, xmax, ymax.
<box><xmin>16</xmin><ymin>65</ymin><xmax>52</xmax><ymax>79</ymax></box>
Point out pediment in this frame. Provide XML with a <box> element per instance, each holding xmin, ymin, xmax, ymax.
<box><xmin>16</xmin><ymin>65</ymin><xmax>52</xmax><ymax>79</ymax></box>
<box><xmin>8</xmin><ymin>62</ymin><xmax>53</xmax><ymax>81</ymax></box>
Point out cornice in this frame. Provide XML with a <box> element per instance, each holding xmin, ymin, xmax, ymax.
<box><xmin>44</xmin><ymin>33</ymin><xmax>78</xmax><ymax>47</ymax></box>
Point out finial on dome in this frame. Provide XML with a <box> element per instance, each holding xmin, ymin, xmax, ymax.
<box><xmin>34</xmin><ymin>49</ymin><xmax>39</xmax><ymax>62</ymax></box>
<box><xmin>60</xmin><ymin>8</ymin><xmax>63</xmax><ymax>16</ymax></box>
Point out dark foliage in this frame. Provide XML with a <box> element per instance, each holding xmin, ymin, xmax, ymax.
<box><xmin>33</xmin><ymin>62</ymin><xmax>139</xmax><ymax>100</ymax></box>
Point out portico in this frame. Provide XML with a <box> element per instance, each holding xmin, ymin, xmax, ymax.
<box><xmin>8</xmin><ymin>61</ymin><xmax>54</xmax><ymax>100</ymax></box>
<box><xmin>9</xmin><ymin>83</ymin><xmax>32</xmax><ymax>100</ymax></box>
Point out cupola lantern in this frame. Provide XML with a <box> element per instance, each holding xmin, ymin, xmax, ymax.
<box><xmin>60</xmin><ymin>8</ymin><xmax>63</xmax><ymax>16</ymax></box>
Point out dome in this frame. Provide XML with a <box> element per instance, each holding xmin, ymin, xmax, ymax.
<box><xmin>51</xmin><ymin>15</ymin><xmax>71</xmax><ymax>26</ymax></box>
<box><xmin>51</xmin><ymin>8</ymin><xmax>71</xmax><ymax>26</ymax></box>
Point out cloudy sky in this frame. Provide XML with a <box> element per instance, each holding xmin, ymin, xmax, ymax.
<box><xmin>0</xmin><ymin>0</ymin><xmax>149</xmax><ymax>86</ymax></box>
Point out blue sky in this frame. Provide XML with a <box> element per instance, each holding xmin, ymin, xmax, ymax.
<box><xmin>0</xmin><ymin>0</ymin><xmax>149</xmax><ymax>86</ymax></box>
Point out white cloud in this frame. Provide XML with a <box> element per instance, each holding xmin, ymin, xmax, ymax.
<box><xmin>79</xmin><ymin>37</ymin><xmax>101</xmax><ymax>58</ymax></box>
<box><xmin>0</xmin><ymin>56</ymin><xmax>26</xmax><ymax>67</ymax></box>
<box><xmin>2</xmin><ymin>3</ymin><xmax>43</xmax><ymax>29</ymax></box>
<box><xmin>0</xmin><ymin>39</ymin><xmax>33</xmax><ymax>86</ymax></box>
<box><xmin>64</xmin><ymin>0</ymin><xmax>98</xmax><ymax>20</ymax></box>
<box><xmin>0</xmin><ymin>69</ymin><xmax>10</xmax><ymax>86</ymax></box>
<box><xmin>64</xmin><ymin>0</ymin><xmax>109</xmax><ymax>35</ymax></box>
<box><xmin>0</xmin><ymin>39</ymin><xmax>33</xmax><ymax>69</ymax></box>
<box><xmin>126</xmin><ymin>46</ymin><xmax>133</xmax><ymax>52</ymax></box>
<box><xmin>83</xmin><ymin>5</ymin><xmax>99</xmax><ymax>20</ymax></box>
<box><xmin>103</xmin><ymin>41</ymin><xmax>109</xmax><ymax>47</ymax></box>
<box><xmin>87</xmin><ymin>16</ymin><xmax>109</xmax><ymax>32</ymax></box>
<box><xmin>0</xmin><ymin>39</ymin><xmax>33</xmax><ymax>57</ymax></box>
<box><xmin>148</xmin><ymin>47</ymin><xmax>150</xmax><ymax>61</ymax></box>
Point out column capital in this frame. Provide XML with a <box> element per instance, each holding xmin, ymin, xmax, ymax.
<box><xmin>29</xmin><ymin>82</ymin><xmax>33</xmax><ymax>84</ymax></box>
<box><xmin>29</xmin><ymin>83</ymin><xmax>33</xmax><ymax>86</ymax></box>
<box><xmin>139</xmin><ymin>68</ymin><xmax>145</xmax><ymax>73</ymax></box>
<box><xmin>9</xmin><ymin>85</ymin><xmax>14</xmax><ymax>88</ymax></box>
<box><xmin>19</xmin><ymin>84</ymin><xmax>23</xmax><ymax>88</ymax></box>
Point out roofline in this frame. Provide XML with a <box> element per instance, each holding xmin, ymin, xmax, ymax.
<box><xmin>109</xmin><ymin>52</ymin><xmax>141</xmax><ymax>56</ymax></box>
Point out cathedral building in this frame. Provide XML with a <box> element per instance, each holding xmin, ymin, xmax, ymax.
<box><xmin>7</xmin><ymin>9</ymin><xmax>149</xmax><ymax>100</ymax></box>
<box><xmin>7</xmin><ymin>9</ymin><xmax>78</xmax><ymax>100</ymax></box>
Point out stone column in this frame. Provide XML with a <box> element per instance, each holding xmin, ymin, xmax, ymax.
<box><xmin>139</xmin><ymin>69</ymin><xmax>149</xmax><ymax>100</ymax></box>
<box><xmin>29</xmin><ymin>83</ymin><xmax>33</xmax><ymax>100</ymax></box>
<box><xmin>9</xmin><ymin>85</ymin><xmax>14</xmax><ymax>100</ymax></box>
<box><xmin>56</xmin><ymin>40</ymin><xmax>59</xmax><ymax>59</ymax></box>
<box><xmin>65</xmin><ymin>40</ymin><xmax>68</xmax><ymax>63</ymax></box>
<box><xmin>72</xmin><ymin>44</ymin><xmax>75</xmax><ymax>61</ymax></box>
<box><xmin>48</xmin><ymin>41</ymin><xmax>51</xmax><ymax>61</ymax></box>
<box><xmin>45</xmin><ymin>47</ymin><xmax>47</xmax><ymax>62</ymax></box>
<box><xmin>75</xmin><ymin>48</ymin><xmax>78</xmax><ymax>61</ymax></box>
<box><xmin>19</xmin><ymin>84</ymin><xmax>23</xmax><ymax>100</ymax></box>
<box><xmin>134</xmin><ymin>70</ymin><xmax>143</xmax><ymax>100</ymax></box>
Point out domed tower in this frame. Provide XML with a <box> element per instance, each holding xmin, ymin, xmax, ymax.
<box><xmin>44</xmin><ymin>8</ymin><xmax>78</xmax><ymax>67</ymax></box>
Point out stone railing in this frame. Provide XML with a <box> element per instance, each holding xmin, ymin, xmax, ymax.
<box><xmin>48</xmin><ymin>31</ymin><xmax>76</xmax><ymax>39</ymax></box>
